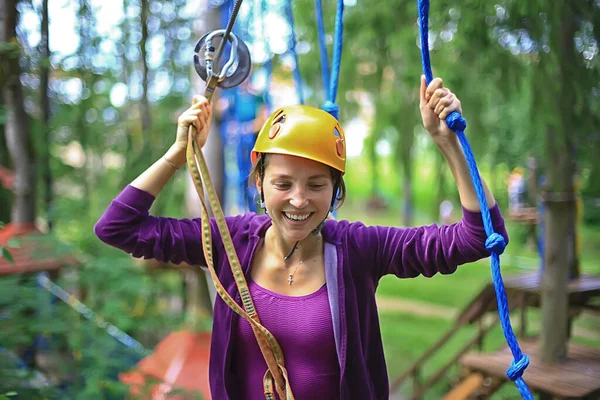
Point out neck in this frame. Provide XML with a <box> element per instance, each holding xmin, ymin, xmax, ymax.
<box><xmin>265</xmin><ymin>227</ymin><xmax>322</xmax><ymax>264</ymax></box>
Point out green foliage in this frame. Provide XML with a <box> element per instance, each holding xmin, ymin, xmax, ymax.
<box><xmin>2</xmin><ymin>0</ymin><xmax>600</xmax><ymax>396</ymax></box>
<box><xmin>0</xmin><ymin>221</ymin><xmax>13</xmax><ymax>264</ymax></box>
<box><xmin>0</xmin><ymin>39</ymin><xmax>23</xmax><ymax>86</ymax></box>
<box><xmin>0</xmin><ymin>247</ymin><xmax>13</xmax><ymax>264</ymax></box>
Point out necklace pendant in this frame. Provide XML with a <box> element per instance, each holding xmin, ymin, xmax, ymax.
<box><xmin>288</xmin><ymin>274</ymin><xmax>293</xmax><ymax>286</ymax></box>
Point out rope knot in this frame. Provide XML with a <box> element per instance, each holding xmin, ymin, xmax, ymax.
<box><xmin>446</xmin><ymin>111</ymin><xmax>466</xmax><ymax>132</ymax></box>
<box><xmin>485</xmin><ymin>232</ymin><xmax>506</xmax><ymax>255</ymax></box>
<box><xmin>321</xmin><ymin>101</ymin><xmax>339</xmax><ymax>120</ymax></box>
<box><xmin>506</xmin><ymin>355</ymin><xmax>530</xmax><ymax>381</ymax></box>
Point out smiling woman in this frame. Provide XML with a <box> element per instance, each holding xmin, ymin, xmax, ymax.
<box><xmin>94</xmin><ymin>78</ymin><xmax>507</xmax><ymax>399</ymax></box>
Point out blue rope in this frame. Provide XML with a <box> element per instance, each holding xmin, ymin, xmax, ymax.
<box><xmin>261</xmin><ymin>0</ymin><xmax>273</xmax><ymax>113</ymax></box>
<box><xmin>417</xmin><ymin>1</ymin><xmax>532</xmax><ymax>397</ymax></box>
<box><xmin>285</xmin><ymin>0</ymin><xmax>304</xmax><ymax>104</ymax></box>
<box><xmin>314</xmin><ymin>0</ymin><xmax>344</xmax><ymax>120</ymax></box>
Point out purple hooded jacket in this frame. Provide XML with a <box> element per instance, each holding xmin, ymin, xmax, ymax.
<box><xmin>94</xmin><ymin>185</ymin><xmax>508</xmax><ymax>399</ymax></box>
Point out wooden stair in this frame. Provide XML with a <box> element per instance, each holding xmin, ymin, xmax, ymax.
<box><xmin>443</xmin><ymin>373</ymin><xmax>483</xmax><ymax>400</ymax></box>
<box><xmin>388</xmin><ymin>272</ymin><xmax>600</xmax><ymax>399</ymax></box>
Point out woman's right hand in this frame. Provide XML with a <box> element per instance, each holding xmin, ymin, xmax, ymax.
<box><xmin>174</xmin><ymin>95</ymin><xmax>213</xmax><ymax>152</ymax></box>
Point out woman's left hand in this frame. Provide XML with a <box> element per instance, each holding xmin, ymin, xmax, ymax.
<box><xmin>419</xmin><ymin>75</ymin><xmax>463</xmax><ymax>140</ymax></box>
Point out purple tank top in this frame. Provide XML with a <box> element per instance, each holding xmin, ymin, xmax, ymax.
<box><xmin>232</xmin><ymin>280</ymin><xmax>340</xmax><ymax>399</ymax></box>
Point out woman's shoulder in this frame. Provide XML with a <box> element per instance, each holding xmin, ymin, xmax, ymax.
<box><xmin>322</xmin><ymin>218</ymin><xmax>371</xmax><ymax>245</ymax></box>
<box><xmin>221</xmin><ymin>212</ymin><xmax>271</xmax><ymax>239</ymax></box>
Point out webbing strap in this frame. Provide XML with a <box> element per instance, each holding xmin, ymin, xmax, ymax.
<box><xmin>186</xmin><ymin>127</ymin><xmax>295</xmax><ymax>399</ymax></box>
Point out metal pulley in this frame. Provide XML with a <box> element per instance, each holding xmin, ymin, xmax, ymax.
<box><xmin>193</xmin><ymin>29</ymin><xmax>252</xmax><ymax>93</ymax></box>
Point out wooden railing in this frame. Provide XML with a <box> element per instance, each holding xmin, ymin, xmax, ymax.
<box><xmin>389</xmin><ymin>287</ymin><xmax>517</xmax><ymax>399</ymax></box>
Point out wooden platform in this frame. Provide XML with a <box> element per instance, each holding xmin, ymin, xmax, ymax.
<box><xmin>509</xmin><ymin>207</ymin><xmax>539</xmax><ymax>224</ymax></box>
<box><xmin>488</xmin><ymin>273</ymin><xmax>600</xmax><ymax>313</ymax></box>
<box><xmin>461</xmin><ymin>339</ymin><xmax>600</xmax><ymax>399</ymax></box>
<box><xmin>454</xmin><ymin>273</ymin><xmax>600</xmax><ymax>326</ymax></box>
<box><xmin>0</xmin><ymin>223</ymin><xmax>79</xmax><ymax>276</ymax></box>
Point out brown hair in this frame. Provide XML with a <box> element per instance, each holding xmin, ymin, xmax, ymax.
<box><xmin>248</xmin><ymin>153</ymin><xmax>346</xmax><ymax>210</ymax></box>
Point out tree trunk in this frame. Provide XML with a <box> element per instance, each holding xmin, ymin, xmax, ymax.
<box><xmin>40</xmin><ymin>0</ymin><xmax>52</xmax><ymax>230</ymax></box>
<box><xmin>0</xmin><ymin>102</ymin><xmax>12</xmax><ymax>223</ymax></box>
<box><xmin>1</xmin><ymin>0</ymin><xmax>36</xmax><ymax>225</ymax></box>
<box><xmin>183</xmin><ymin>0</ymin><xmax>228</xmax><ymax>317</ymax></box>
<box><xmin>367</xmin><ymin>134</ymin><xmax>380</xmax><ymax>199</ymax></box>
<box><xmin>399</xmin><ymin>125</ymin><xmax>413</xmax><ymax>226</ymax></box>
<box><xmin>74</xmin><ymin>0</ymin><xmax>96</xmax><ymax>212</ymax></box>
<box><xmin>140</xmin><ymin>0</ymin><xmax>151</xmax><ymax>139</ymax></box>
<box><xmin>539</xmin><ymin>4</ymin><xmax>577</xmax><ymax>364</ymax></box>
<box><xmin>433</xmin><ymin>151</ymin><xmax>446</xmax><ymax>218</ymax></box>
<box><xmin>540</xmin><ymin>186</ymin><xmax>573</xmax><ymax>364</ymax></box>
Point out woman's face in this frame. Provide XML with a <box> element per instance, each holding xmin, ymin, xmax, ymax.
<box><xmin>257</xmin><ymin>154</ymin><xmax>334</xmax><ymax>243</ymax></box>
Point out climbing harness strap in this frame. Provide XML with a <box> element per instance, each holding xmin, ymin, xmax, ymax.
<box><xmin>418</xmin><ymin>1</ymin><xmax>532</xmax><ymax>398</ymax></box>
<box><xmin>189</xmin><ymin>1</ymin><xmax>295</xmax><ymax>397</ymax></box>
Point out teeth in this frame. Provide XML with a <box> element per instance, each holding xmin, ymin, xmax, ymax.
<box><xmin>284</xmin><ymin>212</ymin><xmax>310</xmax><ymax>221</ymax></box>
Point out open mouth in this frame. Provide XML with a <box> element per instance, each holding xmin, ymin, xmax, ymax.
<box><xmin>282</xmin><ymin>212</ymin><xmax>314</xmax><ymax>224</ymax></box>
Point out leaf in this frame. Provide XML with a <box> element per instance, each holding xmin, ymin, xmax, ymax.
<box><xmin>6</xmin><ymin>239</ymin><xmax>21</xmax><ymax>248</ymax></box>
<box><xmin>0</xmin><ymin>247</ymin><xmax>14</xmax><ymax>264</ymax></box>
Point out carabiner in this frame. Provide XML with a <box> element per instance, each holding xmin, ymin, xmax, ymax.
<box><xmin>193</xmin><ymin>29</ymin><xmax>252</xmax><ymax>90</ymax></box>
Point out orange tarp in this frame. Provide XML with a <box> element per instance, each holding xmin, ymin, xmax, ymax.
<box><xmin>120</xmin><ymin>330</ymin><xmax>212</xmax><ymax>400</ymax></box>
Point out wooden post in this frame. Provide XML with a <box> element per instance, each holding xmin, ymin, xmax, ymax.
<box><xmin>1</xmin><ymin>0</ymin><xmax>36</xmax><ymax>225</ymax></box>
<box><xmin>539</xmin><ymin>3</ymin><xmax>578</xmax><ymax>365</ymax></box>
<box><xmin>412</xmin><ymin>368</ymin><xmax>422</xmax><ymax>399</ymax></box>
<box><xmin>519</xmin><ymin>293</ymin><xmax>528</xmax><ymax>339</ymax></box>
<box><xmin>477</xmin><ymin>317</ymin><xmax>484</xmax><ymax>351</ymax></box>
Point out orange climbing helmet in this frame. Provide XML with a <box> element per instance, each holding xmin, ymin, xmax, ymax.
<box><xmin>251</xmin><ymin>105</ymin><xmax>346</xmax><ymax>174</ymax></box>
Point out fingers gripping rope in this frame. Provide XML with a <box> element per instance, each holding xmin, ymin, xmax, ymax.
<box><xmin>418</xmin><ymin>1</ymin><xmax>532</xmax><ymax>398</ymax></box>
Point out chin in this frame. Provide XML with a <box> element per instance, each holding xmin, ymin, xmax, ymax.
<box><xmin>285</xmin><ymin>227</ymin><xmax>315</xmax><ymax>241</ymax></box>
<box><xmin>280</xmin><ymin>222</ymin><xmax>320</xmax><ymax>241</ymax></box>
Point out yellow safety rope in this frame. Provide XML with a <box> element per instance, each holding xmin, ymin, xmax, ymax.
<box><xmin>186</xmin><ymin>122</ymin><xmax>294</xmax><ymax>399</ymax></box>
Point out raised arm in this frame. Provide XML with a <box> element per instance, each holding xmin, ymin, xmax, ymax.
<box><xmin>94</xmin><ymin>95</ymin><xmax>215</xmax><ymax>265</ymax></box>
<box><xmin>342</xmin><ymin>205</ymin><xmax>509</xmax><ymax>281</ymax></box>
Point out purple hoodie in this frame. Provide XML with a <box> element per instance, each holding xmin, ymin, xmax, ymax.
<box><xmin>94</xmin><ymin>185</ymin><xmax>508</xmax><ymax>399</ymax></box>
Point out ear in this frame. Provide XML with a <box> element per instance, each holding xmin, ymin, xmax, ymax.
<box><xmin>255</xmin><ymin>172</ymin><xmax>263</xmax><ymax>194</ymax></box>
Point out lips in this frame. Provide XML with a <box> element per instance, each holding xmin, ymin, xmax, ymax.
<box><xmin>282</xmin><ymin>212</ymin><xmax>314</xmax><ymax>224</ymax></box>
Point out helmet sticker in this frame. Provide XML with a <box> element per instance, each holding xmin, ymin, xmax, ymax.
<box><xmin>336</xmin><ymin>138</ymin><xmax>344</xmax><ymax>157</ymax></box>
<box><xmin>269</xmin><ymin>123</ymin><xmax>281</xmax><ymax>139</ymax></box>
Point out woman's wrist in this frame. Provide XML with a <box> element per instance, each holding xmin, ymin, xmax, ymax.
<box><xmin>164</xmin><ymin>145</ymin><xmax>187</xmax><ymax>169</ymax></box>
<box><xmin>433</xmin><ymin>134</ymin><xmax>462</xmax><ymax>158</ymax></box>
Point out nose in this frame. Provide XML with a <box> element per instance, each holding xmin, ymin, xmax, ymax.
<box><xmin>289</xmin><ymin>186</ymin><xmax>309</xmax><ymax>209</ymax></box>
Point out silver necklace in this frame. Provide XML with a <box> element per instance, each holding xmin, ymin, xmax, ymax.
<box><xmin>285</xmin><ymin>237</ymin><xmax>321</xmax><ymax>286</ymax></box>
<box><xmin>287</xmin><ymin>260</ymin><xmax>304</xmax><ymax>286</ymax></box>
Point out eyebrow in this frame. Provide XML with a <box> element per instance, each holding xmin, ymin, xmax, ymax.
<box><xmin>271</xmin><ymin>174</ymin><xmax>330</xmax><ymax>180</ymax></box>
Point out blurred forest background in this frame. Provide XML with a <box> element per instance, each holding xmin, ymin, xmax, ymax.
<box><xmin>1</xmin><ymin>0</ymin><xmax>599</xmax><ymax>398</ymax></box>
